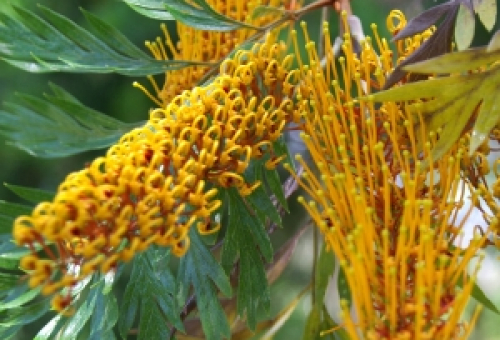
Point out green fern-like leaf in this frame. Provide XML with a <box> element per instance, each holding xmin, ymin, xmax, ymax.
<box><xmin>0</xmin><ymin>84</ymin><xmax>140</xmax><ymax>158</ymax></box>
<box><xmin>0</xmin><ymin>5</ymin><xmax>209</xmax><ymax>75</ymax></box>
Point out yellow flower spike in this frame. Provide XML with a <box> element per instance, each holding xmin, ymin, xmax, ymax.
<box><xmin>288</xmin><ymin>10</ymin><xmax>488</xmax><ymax>340</ymax></box>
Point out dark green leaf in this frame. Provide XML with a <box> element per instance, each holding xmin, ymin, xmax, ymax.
<box><xmin>4</xmin><ymin>184</ymin><xmax>54</xmax><ymax>203</ymax></box>
<box><xmin>0</xmin><ymin>85</ymin><xmax>141</xmax><ymax>158</ymax></box>
<box><xmin>122</xmin><ymin>0</ymin><xmax>174</xmax><ymax>20</ymax></box>
<box><xmin>264</xmin><ymin>167</ymin><xmax>288</xmax><ymax>211</ymax></box>
<box><xmin>178</xmin><ymin>229</ymin><xmax>231</xmax><ymax>340</ymax></box>
<box><xmin>0</xmin><ymin>201</ymin><xmax>33</xmax><ymax>219</ymax></box>
<box><xmin>0</xmin><ymin>215</ymin><xmax>14</xmax><ymax>235</ymax></box>
<box><xmin>89</xmin><ymin>289</ymin><xmax>118</xmax><ymax>340</ymax></box>
<box><xmin>221</xmin><ymin>188</ymin><xmax>272</xmax><ymax>329</ymax></box>
<box><xmin>0</xmin><ymin>6</ymin><xmax>205</xmax><ymax>75</ymax></box>
<box><xmin>314</xmin><ymin>244</ymin><xmax>335</xmax><ymax>307</ymax></box>
<box><xmin>337</xmin><ymin>263</ymin><xmax>351</xmax><ymax>306</ymax></box>
<box><xmin>119</xmin><ymin>248</ymin><xmax>182</xmax><ymax>339</ymax></box>
<box><xmin>244</xmin><ymin>160</ymin><xmax>281</xmax><ymax>226</ymax></box>
<box><xmin>163</xmin><ymin>0</ymin><xmax>259</xmax><ymax>31</ymax></box>
<box><xmin>457</xmin><ymin>275</ymin><xmax>500</xmax><ymax>314</ymax></box>
<box><xmin>137</xmin><ymin>298</ymin><xmax>170</xmax><ymax>340</ymax></box>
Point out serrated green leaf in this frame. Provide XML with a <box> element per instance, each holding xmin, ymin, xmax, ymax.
<box><xmin>455</xmin><ymin>4</ymin><xmax>475</xmax><ymax>50</ymax></box>
<box><xmin>89</xmin><ymin>289</ymin><xmax>118</xmax><ymax>340</ymax></box>
<box><xmin>178</xmin><ymin>229</ymin><xmax>231</xmax><ymax>340</ymax></box>
<box><xmin>122</xmin><ymin>0</ymin><xmax>174</xmax><ymax>20</ymax></box>
<box><xmin>0</xmin><ymin>6</ymin><xmax>205</xmax><ymax>75</ymax></box>
<box><xmin>264</xmin><ymin>167</ymin><xmax>288</xmax><ymax>211</ymax></box>
<box><xmin>474</xmin><ymin>0</ymin><xmax>497</xmax><ymax>31</ymax></box>
<box><xmin>457</xmin><ymin>275</ymin><xmax>500</xmax><ymax>314</ymax></box>
<box><xmin>244</xmin><ymin>160</ymin><xmax>281</xmax><ymax>226</ymax></box>
<box><xmin>0</xmin><ymin>85</ymin><xmax>141</xmax><ymax>158</ymax></box>
<box><xmin>119</xmin><ymin>248</ymin><xmax>182</xmax><ymax>339</ymax></box>
<box><xmin>221</xmin><ymin>188</ymin><xmax>272</xmax><ymax>329</ymax></box>
<box><xmin>137</xmin><ymin>298</ymin><xmax>170</xmax><ymax>340</ymax></box>
<box><xmin>118</xmin><ymin>262</ymin><xmax>142</xmax><ymax>338</ymax></box>
<box><xmin>163</xmin><ymin>0</ymin><xmax>259</xmax><ymax>31</ymax></box>
<box><xmin>4</xmin><ymin>184</ymin><xmax>54</xmax><ymax>203</ymax></box>
<box><xmin>60</xmin><ymin>284</ymin><xmax>99</xmax><ymax>339</ymax></box>
<box><xmin>251</xmin><ymin>5</ymin><xmax>286</xmax><ymax>20</ymax></box>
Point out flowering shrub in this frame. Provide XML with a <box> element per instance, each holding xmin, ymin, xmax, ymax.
<box><xmin>0</xmin><ymin>0</ymin><xmax>499</xmax><ymax>339</ymax></box>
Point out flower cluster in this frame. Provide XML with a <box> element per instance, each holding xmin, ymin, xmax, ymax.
<box><xmin>286</xmin><ymin>12</ymin><xmax>487</xmax><ymax>339</ymax></box>
<box><xmin>13</xmin><ymin>33</ymin><xmax>301</xmax><ymax>312</ymax></box>
<box><xmin>139</xmin><ymin>0</ymin><xmax>301</xmax><ymax>107</ymax></box>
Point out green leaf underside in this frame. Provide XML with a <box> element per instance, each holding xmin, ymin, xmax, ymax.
<box><xmin>0</xmin><ymin>84</ymin><xmax>141</xmax><ymax>158</ymax></box>
<box><xmin>163</xmin><ymin>0</ymin><xmax>259</xmax><ymax>31</ymax></box>
<box><xmin>119</xmin><ymin>247</ymin><xmax>182</xmax><ymax>340</ymax></box>
<box><xmin>221</xmin><ymin>188</ymin><xmax>272</xmax><ymax>329</ymax></box>
<box><xmin>455</xmin><ymin>4</ymin><xmax>475</xmax><ymax>51</ymax></box>
<box><xmin>178</xmin><ymin>230</ymin><xmax>231</xmax><ymax>340</ymax></box>
<box><xmin>0</xmin><ymin>6</ymin><xmax>207</xmax><ymax>75</ymax></box>
<box><xmin>265</xmin><ymin>167</ymin><xmax>289</xmax><ymax>211</ymax></box>
<box><xmin>122</xmin><ymin>0</ymin><xmax>174</xmax><ymax>20</ymax></box>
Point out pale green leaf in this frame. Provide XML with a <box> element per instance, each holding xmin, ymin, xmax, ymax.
<box><xmin>474</xmin><ymin>0</ymin><xmax>497</xmax><ymax>31</ymax></box>
<box><xmin>455</xmin><ymin>4</ymin><xmax>475</xmax><ymax>50</ymax></box>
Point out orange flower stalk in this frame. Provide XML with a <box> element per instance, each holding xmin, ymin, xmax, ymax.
<box><xmin>285</xmin><ymin>11</ymin><xmax>488</xmax><ymax>339</ymax></box>
<box><xmin>13</xmin><ymin>33</ymin><xmax>301</xmax><ymax>312</ymax></box>
<box><xmin>137</xmin><ymin>0</ymin><xmax>301</xmax><ymax>107</ymax></box>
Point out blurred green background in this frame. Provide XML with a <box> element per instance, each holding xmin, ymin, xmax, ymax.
<box><xmin>1</xmin><ymin>0</ymin><xmax>499</xmax><ymax>339</ymax></box>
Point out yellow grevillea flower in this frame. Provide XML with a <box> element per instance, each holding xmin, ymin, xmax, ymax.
<box><xmin>13</xmin><ymin>34</ymin><xmax>300</xmax><ymax>312</ymax></box>
<box><xmin>285</xmin><ymin>12</ymin><xmax>487</xmax><ymax>339</ymax></box>
<box><xmin>139</xmin><ymin>0</ymin><xmax>301</xmax><ymax>107</ymax></box>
